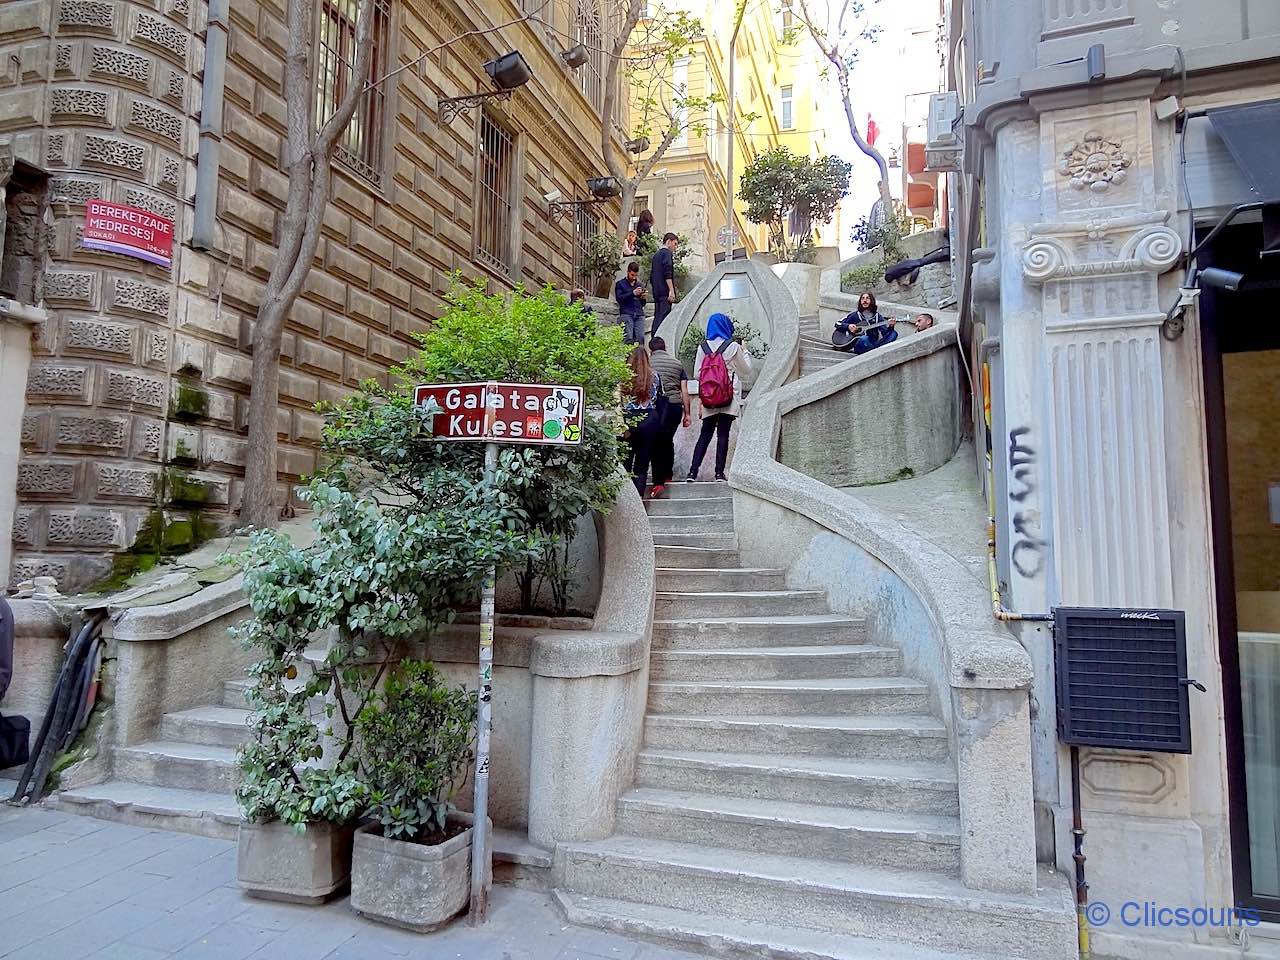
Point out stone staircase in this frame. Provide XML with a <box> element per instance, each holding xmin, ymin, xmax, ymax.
<box><xmin>53</xmin><ymin>680</ymin><xmax>251</xmax><ymax>839</ymax></box>
<box><xmin>797</xmin><ymin>313</ymin><xmax>849</xmax><ymax>378</ymax></box>
<box><xmin>553</xmin><ymin>482</ymin><xmax>1075</xmax><ymax>960</ymax></box>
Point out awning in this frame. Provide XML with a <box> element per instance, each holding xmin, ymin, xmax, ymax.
<box><xmin>1208</xmin><ymin>100</ymin><xmax>1280</xmax><ymax>203</ymax></box>
<box><xmin>1208</xmin><ymin>99</ymin><xmax>1280</xmax><ymax>255</ymax></box>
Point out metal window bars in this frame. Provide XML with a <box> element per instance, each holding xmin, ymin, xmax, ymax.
<box><xmin>573</xmin><ymin>205</ymin><xmax>600</xmax><ymax>282</ymax></box>
<box><xmin>573</xmin><ymin>0</ymin><xmax>604</xmax><ymax>112</ymax></box>
<box><xmin>316</xmin><ymin>0</ymin><xmax>390</xmax><ymax>187</ymax></box>
<box><xmin>477</xmin><ymin>113</ymin><xmax>516</xmax><ymax>273</ymax></box>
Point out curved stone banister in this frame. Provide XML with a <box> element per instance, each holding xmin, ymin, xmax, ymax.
<box><xmin>706</xmin><ymin>260</ymin><xmax>1039</xmax><ymax>896</ymax></box>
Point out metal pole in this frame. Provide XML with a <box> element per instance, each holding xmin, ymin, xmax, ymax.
<box><xmin>469</xmin><ymin>440</ymin><xmax>498</xmax><ymax>925</ymax></box>
<box><xmin>1070</xmin><ymin>745</ymin><xmax>1092</xmax><ymax>960</ymax></box>
<box><xmin>723</xmin><ymin>11</ymin><xmax>743</xmax><ymax>262</ymax></box>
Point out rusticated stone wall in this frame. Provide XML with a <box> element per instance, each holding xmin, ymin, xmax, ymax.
<box><xmin>1</xmin><ymin>0</ymin><xmax>616</xmax><ymax>589</ymax></box>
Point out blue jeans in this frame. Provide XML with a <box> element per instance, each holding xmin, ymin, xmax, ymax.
<box><xmin>622</xmin><ymin>312</ymin><xmax>646</xmax><ymax>344</ymax></box>
<box><xmin>853</xmin><ymin>328</ymin><xmax>898</xmax><ymax>354</ymax></box>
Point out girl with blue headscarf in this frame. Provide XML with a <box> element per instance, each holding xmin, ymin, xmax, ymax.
<box><xmin>687</xmin><ymin>312</ymin><xmax>753</xmax><ymax>482</ymax></box>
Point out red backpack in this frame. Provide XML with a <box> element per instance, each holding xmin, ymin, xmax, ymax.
<box><xmin>699</xmin><ymin>339</ymin><xmax>734</xmax><ymax>409</ymax></box>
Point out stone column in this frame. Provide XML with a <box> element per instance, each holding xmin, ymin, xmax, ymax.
<box><xmin>0</xmin><ymin>299</ymin><xmax>44</xmax><ymax>588</ymax></box>
<box><xmin>1016</xmin><ymin>99</ymin><xmax>1208</xmax><ymax>912</ymax></box>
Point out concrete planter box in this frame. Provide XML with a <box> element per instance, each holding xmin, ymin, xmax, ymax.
<box><xmin>350</xmin><ymin>818</ymin><xmax>490</xmax><ymax>932</ymax></box>
<box><xmin>237</xmin><ymin>820</ymin><xmax>355</xmax><ymax>904</ymax></box>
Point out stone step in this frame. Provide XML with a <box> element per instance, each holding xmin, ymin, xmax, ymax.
<box><xmin>653</xmin><ymin>545</ymin><xmax>742</xmax><ymax>570</ymax></box>
<box><xmin>634</xmin><ymin>749</ymin><xmax>959</xmax><ymax>815</ymax></box>
<box><xmin>645</xmin><ymin>496</ymin><xmax>734</xmax><ymax>518</ymax></box>
<box><xmin>159</xmin><ymin>705</ymin><xmax>252</xmax><ymax>749</ymax></box>
<box><xmin>653</xmin><ymin>589</ymin><xmax>830</xmax><ymax>619</ymax></box>
<box><xmin>113</xmin><ymin>740</ymin><xmax>241</xmax><ymax>794</ymax></box>
<box><xmin>647</xmin><ymin>677</ymin><xmax>932</xmax><ymax>716</ymax></box>
<box><xmin>646</xmin><ymin>514</ymin><xmax>736</xmax><ymax>535</ymax></box>
<box><xmin>655</xmin><ymin>567</ymin><xmax>788</xmax><ymax>593</ymax></box>
<box><xmin>651</xmin><ymin>614</ymin><xmax>866</xmax><ymax>650</ymax></box>
<box><xmin>222</xmin><ymin>678</ymin><xmax>251</xmax><ymax>708</ymax></box>
<box><xmin>652</xmin><ymin>531</ymin><xmax>738</xmax><ymax>549</ymax></box>
<box><xmin>658</xmin><ymin>480</ymin><xmax>731</xmax><ymax>498</ymax></box>
<box><xmin>52</xmin><ymin>780</ymin><xmax>242</xmax><ymax>841</ymax></box>
<box><xmin>649</xmin><ymin>644</ymin><xmax>900</xmax><ymax>682</ymax></box>
<box><xmin>800</xmin><ymin>335</ymin><xmax>833</xmax><ymax>349</ymax></box>
<box><xmin>643</xmin><ymin>714</ymin><xmax>950</xmax><ymax>761</ymax></box>
<box><xmin>555</xmin><ymin>891</ymin><xmax>1015</xmax><ymax>960</ymax></box>
<box><xmin>553</xmin><ymin>838</ymin><xmax>1077</xmax><ymax>960</ymax></box>
<box><xmin>614</xmin><ymin>788</ymin><xmax>961</xmax><ymax>872</ymax></box>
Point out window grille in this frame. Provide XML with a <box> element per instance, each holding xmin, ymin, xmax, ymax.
<box><xmin>574</xmin><ymin>205</ymin><xmax>600</xmax><ymax>282</ymax></box>
<box><xmin>477</xmin><ymin>113</ymin><xmax>517</xmax><ymax>273</ymax></box>
<box><xmin>316</xmin><ymin>0</ymin><xmax>391</xmax><ymax>187</ymax></box>
<box><xmin>573</xmin><ymin>0</ymin><xmax>604</xmax><ymax>112</ymax></box>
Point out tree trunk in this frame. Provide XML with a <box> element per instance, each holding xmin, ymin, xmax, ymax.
<box><xmin>837</xmin><ymin>67</ymin><xmax>892</xmax><ymax>210</ymax></box>
<box><xmin>617</xmin><ymin>181</ymin><xmax>638</xmax><ymax>244</ymax></box>
<box><xmin>241</xmin><ymin>297</ymin><xmax>287</xmax><ymax>527</ymax></box>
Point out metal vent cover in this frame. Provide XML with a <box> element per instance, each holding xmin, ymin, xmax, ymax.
<box><xmin>1054</xmin><ymin>607</ymin><xmax>1192</xmax><ymax>754</ymax></box>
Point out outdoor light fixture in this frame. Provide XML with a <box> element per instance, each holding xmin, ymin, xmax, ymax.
<box><xmin>561</xmin><ymin>43</ymin><xmax>589</xmax><ymax>69</ymax></box>
<box><xmin>1086</xmin><ymin>43</ymin><xmax>1106</xmax><ymax>81</ymax></box>
<box><xmin>587</xmin><ymin>176</ymin><xmax>622</xmax><ymax>199</ymax></box>
<box><xmin>438</xmin><ymin>50</ymin><xmax>532</xmax><ymax>123</ymax></box>
<box><xmin>624</xmin><ymin>136</ymin><xmax>651</xmax><ymax>155</ymax></box>
<box><xmin>485</xmin><ymin>50</ymin><xmax>533</xmax><ymax>90</ymax></box>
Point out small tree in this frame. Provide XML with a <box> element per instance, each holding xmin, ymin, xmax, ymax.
<box><xmin>786</xmin><ymin>0</ymin><xmax>890</xmax><ymax>212</ymax></box>
<box><xmin>599</xmin><ymin>0</ymin><xmax>716</xmax><ymax>235</ymax></box>
<box><xmin>738</xmin><ymin>147</ymin><xmax>851</xmax><ymax>261</ymax></box>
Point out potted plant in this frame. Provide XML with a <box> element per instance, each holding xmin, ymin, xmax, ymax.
<box><xmin>350</xmin><ymin>660</ymin><xmax>484</xmax><ymax>931</ymax></box>
<box><xmin>582</xmin><ymin>231</ymin><xmax>622</xmax><ymax>298</ymax></box>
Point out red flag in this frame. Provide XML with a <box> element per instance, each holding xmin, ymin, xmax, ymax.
<box><xmin>866</xmin><ymin>114</ymin><xmax>880</xmax><ymax>146</ymax></box>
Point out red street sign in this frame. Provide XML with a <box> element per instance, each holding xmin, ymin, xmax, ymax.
<box><xmin>413</xmin><ymin>381</ymin><xmax>584</xmax><ymax>445</ymax></box>
<box><xmin>82</xmin><ymin>200</ymin><xmax>174</xmax><ymax>269</ymax></box>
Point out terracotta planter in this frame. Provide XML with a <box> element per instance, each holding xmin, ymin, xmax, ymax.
<box><xmin>237</xmin><ymin>820</ymin><xmax>355</xmax><ymax>904</ymax></box>
<box><xmin>350</xmin><ymin>816</ymin><xmax>491</xmax><ymax>932</ymax></box>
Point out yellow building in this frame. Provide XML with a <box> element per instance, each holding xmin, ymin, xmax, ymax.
<box><xmin>626</xmin><ymin>0</ymin><xmax>834</xmax><ymax>272</ymax></box>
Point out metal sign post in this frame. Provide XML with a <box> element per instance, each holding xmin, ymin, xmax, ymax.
<box><xmin>413</xmin><ymin>381</ymin><xmax>584</xmax><ymax>927</ymax></box>
<box><xmin>469</xmin><ymin>440</ymin><xmax>497</xmax><ymax>925</ymax></box>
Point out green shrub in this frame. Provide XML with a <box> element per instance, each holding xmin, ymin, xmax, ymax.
<box><xmin>357</xmin><ymin>661</ymin><xmax>477</xmax><ymax>840</ymax></box>
<box><xmin>841</xmin><ymin>263</ymin><xmax>884</xmax><ymax>292</ymax></box>
<box><xmin>581</xmin><ymin>231</ymin><xmax>621</xmax><ymax>284</ymax></box>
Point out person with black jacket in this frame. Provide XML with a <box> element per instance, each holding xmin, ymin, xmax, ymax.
<box><xmin>649</xmin><ymin>232</ymin><xmax>679</xmax><ymax>341</ymax></box>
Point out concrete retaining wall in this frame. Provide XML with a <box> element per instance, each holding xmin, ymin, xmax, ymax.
<box><xmin>778</xmin><ymin>338</ymin><xmax>963</xmax><ymax>487</ymax></box>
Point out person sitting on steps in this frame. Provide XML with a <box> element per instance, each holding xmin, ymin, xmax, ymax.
<box><xmin>686</xmin><ymin>312</ymin><xmax>752</xmax><ymax>483</ymax></box>
<box><xmin>835</xmin><ymin>291</ymin><xmax>897</xmax><ymax>355</ymax></box>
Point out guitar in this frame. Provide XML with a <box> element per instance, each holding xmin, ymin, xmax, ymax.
<box><xmin>830</xmin><ymin>315</ymin><xmax>898</xmax><ymax>352</ymax></box>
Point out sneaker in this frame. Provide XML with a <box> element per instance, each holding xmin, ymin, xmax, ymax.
<box><xmin>649</xmin><ymin>483</ymin><xmax>666</xmax><ymax>498</ymax></box>
<box><xmin>684</xmin><ymin>474</ymin><xmax>697</xmax><ymax>482</ymax></box>
<box><xmin>714</xmin><ymin>474</ymin><xmax>727</xmax><ymax>482</ymax></box>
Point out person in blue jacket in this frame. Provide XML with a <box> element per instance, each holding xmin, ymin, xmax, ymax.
<box><xmin>614</xmin><ymin>261</ymin><xmax>648</xmax><ymax>344</ymax></box>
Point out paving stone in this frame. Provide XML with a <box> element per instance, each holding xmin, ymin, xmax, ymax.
<box><xmin>166</xmin><ymin>919</ymin><xmax>281</xmax><ymax>960</ymax></box>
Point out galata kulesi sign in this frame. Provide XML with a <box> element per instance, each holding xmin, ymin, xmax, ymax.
<box><xmin>82</xmin><ymin>200</ymin><xmax>175</xmax><ymax>269</ymax></box>
<box><xmin>413</xmin><ymin>381</ymin><xmax>584</xmax><ymax>445</ymax></box>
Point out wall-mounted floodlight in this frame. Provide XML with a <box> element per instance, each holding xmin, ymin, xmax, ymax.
<box><xmin>624</xmin><ymin>136</ymin><xmax>650</xmax><ymax>155</ymax></box>
<box><xmin>561</xmin><ymin>44</ymin><xmax>589</xmax><ymax>69</ymax></box>
<box><xmin>439</xmin><ymin>50</ymin><xmax>533</xmax><ymax>123</ymax></box>
<box><xmin>588</xmin><ymin>176</ymin><xmax>622</xmax><ymax>199</ymax></box>
<box><xmin>1198</xmin><ymin>267</ymin><xmax>1244</xmax><ymax>292</ymax></box>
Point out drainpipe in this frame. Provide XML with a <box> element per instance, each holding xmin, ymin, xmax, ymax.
<box><xmin>722</xmin><ymin>6</ymin><xmax>745</xmax><ymax>262</ymax></box>
<box><xmin>192</xmin><ymin>0</ymin><xmax>229</xmax><ymax>250</ymax></box>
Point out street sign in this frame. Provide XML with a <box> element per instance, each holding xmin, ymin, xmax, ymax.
<box><xmin>82</xmin><ymin>200</ymin><xmax>174</xmax><ymax>269</ymax></box>
<box><xmin>716</xmin><ymin>224</ymin><xmax>741</xmax><ymax>248</ymax></box>
<box><xmin>413</xmin><ymin>381</ymin><xmax>584</xmax><ymax>444</ymax></box>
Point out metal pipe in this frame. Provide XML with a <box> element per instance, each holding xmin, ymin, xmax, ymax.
<box><xmin>192</xmin><ymin>0</ymin><xmax>230</xmax><ymax>250</ymax></box>
<box><xmin>1071</xmin><ymin>745</ymin><xmax>1093</xmax><ymax>960</ymax></box>
<box><xmin>468</xmin><ymin>440</ymin><xmax>498</xmax><ymax>925</ymax></box>
<box><xmin>722</xmin><ymin>8</ymin><xmax>745</xmax><ymax>262</ymax></box>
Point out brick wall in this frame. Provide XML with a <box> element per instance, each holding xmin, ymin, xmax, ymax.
<box><xmin>1</xmin><ymin>0</ymin><xmax>616</xmax><ymax>589</ymax></box>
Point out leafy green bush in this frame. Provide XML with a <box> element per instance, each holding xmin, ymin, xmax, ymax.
<box><xmin>357</xmin><ymin>661</ymin><xmax>476</xmax><ymax>840</ymax></box>
<box><xmin>841</xmin><ymin>263</ymin><xmax>884</xmax><ymax>292</ymax></box>
<box><xmin>739</xmin><ymin>147</ymin><xmax>851</xmax><ymax>261</ymax></box>
<box><xmin>581</xmin><ymin>231</ymin><xmax>621</xmax><ymax>284</ymax></box>
<box><xmin>638</xmin><ymin>232</ymin><xmax>694</xmax><ymax>290</ymax></box>
<box><xmin>397</xmin><ymin>279</ymin><xmax>632</xmax><ymax>611</ymax></box>
<box><xmin>844</xmin><ymin>208</ymin><xmax>913</xmax><ymax>293</ymax></box>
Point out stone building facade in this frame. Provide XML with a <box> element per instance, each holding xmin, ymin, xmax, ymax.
<box><xmin>945</xmin><ymin>0</ymin><xmax>1280</xmax><ymax>953</ymax></box>
<box><xmin>0</xmin><ymin>0</ymin><xmax>618</xmax><ymax>589</ymax></box>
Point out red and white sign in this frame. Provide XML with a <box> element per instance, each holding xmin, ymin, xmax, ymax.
<box><xmin>82</xmin><ymin>200</ymin><xmax>174</xmax><ymax>269</ymax></box>
<box><xmin>413</xmin><ymin>381</ymin><xmax>584</xmax><ymax>445</ymax></box>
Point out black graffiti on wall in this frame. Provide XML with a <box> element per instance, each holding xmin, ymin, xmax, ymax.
<box><xmin>1008</xmin><ymin>427</ymin><xmax>1047</xmax><ymax>579</ymax></box>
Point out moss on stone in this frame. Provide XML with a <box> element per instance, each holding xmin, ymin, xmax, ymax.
<box><xmin>171</xmin><ymin>381</ymin><xmax>210</xmax><ymax>421</ymax></box>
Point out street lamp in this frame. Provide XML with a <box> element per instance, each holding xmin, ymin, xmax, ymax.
<box><xmin>439</xmin><ymin>50</ymin><xmax>532</xmax><ymax>122</ymax></box>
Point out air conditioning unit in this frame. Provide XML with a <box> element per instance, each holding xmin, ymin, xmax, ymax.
<box><xmin>924</xmin><ymin>91</ymin><xmax>962</xmax><ymax>172</ymax></box>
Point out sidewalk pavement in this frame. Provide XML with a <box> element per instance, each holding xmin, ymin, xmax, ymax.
<box><xmin>0</xmin><ymin>804</ymin><xmax>705</xmax><ymax>960</ymax></box>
